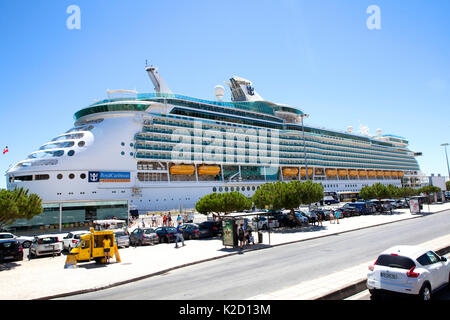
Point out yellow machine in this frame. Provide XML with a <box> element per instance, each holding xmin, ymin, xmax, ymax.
<box><xmin>64</xmin><ymin>228</ymin><xmax>121</xmax><ymax>268</ymax></box>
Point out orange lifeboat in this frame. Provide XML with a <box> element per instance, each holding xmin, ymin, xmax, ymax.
<box><xmin>300</xmin><ymin>168</ymin><xmax>313</xmax><ymax>177</ymax></box>
<box><xmin>338</xmin><ymin>169</ymin><xmax>348</xmax><ymax>176</ymax></box>
<box><xmin>325</xmin><ymin>169</ymin><xmax>337</xmax><ymax>176</ymax></box>
<box><xmin>197</xmin><ymin>165</ymin><xmax>221</xmax><ymax>176</ymax></box>
<box><xmin>282</xmin><ymin>167</ymin><xmax>299</xmax><ymax>176</ymax></box>
<box><xmin>367</xmin><ymin>170</ymin><xmax>376</xmax><ymax>177</ymax></box>
<box><xmin>315</xmin><ymin>168</ymin><xmax>324</xmax><ymax>175</ymax></box>
<box><xmin>376</xmin><ymin>170</ymin><xmax>384</xmax><ymax>177</ymax></box>
<box><xmin>384</xmin><ymin>171</ymin><xmax>391</xmax><ymax>177</ymax></box>
<box><xmin>391</xmin><ymin>171</ymin><xmax>398</xmax><ymax>177</ymax></box>
<box><xmin>349</xmin><ymin>170</ymin><xmax>358</xmax><ymax>177</ymax></box>
<box><xmin>397</xmin><ymin>171</ymin><xmax>404</xmax><ymax>177</ymax></box>
<box><xmin>358</xmin><ymin>170</ymin><xmax>368</xmax><ymax>176</ymax></box>
<box><xmin>170</xmin><ymin>165</ymin><xmax>195</xmax><ymax>175</ymax></box>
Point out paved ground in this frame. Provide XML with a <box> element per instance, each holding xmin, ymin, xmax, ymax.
<box><xmin>1</xmin><ymin>202</ymin><xmax>450</xmax><ymax>300</ymax></box>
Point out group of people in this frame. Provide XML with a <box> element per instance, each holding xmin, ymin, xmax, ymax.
<box><xmin>237</xmin><ymin>223</ymin><xmax>255</xmax><ymax>253</ymax></box>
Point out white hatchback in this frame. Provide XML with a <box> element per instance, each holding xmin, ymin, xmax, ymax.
<box><xmin>367</xmin><ymin>245</ymin><xmax>450</xmax><ymax>300</ymax></box>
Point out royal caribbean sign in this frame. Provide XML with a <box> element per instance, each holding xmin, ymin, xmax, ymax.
<box><xmin>88</xmin><ymin>171</ymin><xmax>131</xmax><ymax>183</ymax></box>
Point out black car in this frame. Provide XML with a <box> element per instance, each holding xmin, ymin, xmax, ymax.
<box><xmin>198</xmin><ymin>221</ymin><xmax>222</xmax><ymax>237</ymax></box>
<box><xmin>0</xmin><ymin>239</ymin><xmax>23</xmax><ymax>262</ymax></box>
<box><xmin>155</xmin><ymin>227</ymin><xmax>178</xmax><ymax>243</ymax></box>
<box><xmin>181</xmin><ymin>224</ymin><xmax>200</xmax><ymax>240</ymax></box>
<box><xmin>129</xmin><ymin>228</ymin><xmax>158</xmax><ymax>246</ymax></box>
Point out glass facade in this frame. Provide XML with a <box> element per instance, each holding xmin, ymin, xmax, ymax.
<box><xmin>8</xmin><ymin>200</ymin><xmax>129</xmax><ymax>233</ymax></box>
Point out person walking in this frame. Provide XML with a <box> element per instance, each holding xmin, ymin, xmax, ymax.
<box><xmin>175</xmin><ymin>221</ymin><xmax>185</xmax><ymax>248</ymax></box>
<box><xmin>177</xmin><ymin>214</ymin><xmax>182</xmax><ymax>224</ymax></box>
<box><xmin>335</xmin><ymin>209</ymin><xmax>340</xmax><ymax>224</ymax></box>
<box><xmin>162</xmin><ymin>214</ymin><xmax>167</xmax><ymax>227</ymax></box>
<box><xmin>317</xmin><ymin>211</ymin><xmax>323</xmax><ymax>227</ymax></box>
<box><xmin>238</xmin><ymin>224</ymin><xmax>245</xmax><ymax>253</ymax></box>
<box><xmin>330</xmin><ymin>210</ymin><xmax>335</xmax><ymax>224</ymax></box>
<box><xmin>152</xmin><ymin>214</ymin><xmax>157</xmax><ymax>227</ymax></box>
<box><xmin>168</xmin><ymin>213</ymin><xmax>173</xmax><ymax>227</ymax></box>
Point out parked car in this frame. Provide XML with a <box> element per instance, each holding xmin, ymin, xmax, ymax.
<box><xmin>255</xmin><ymin>216</ymin><xmax>280</xmax><ymax>230</ymax></box>
<box><xmin>198</xmin><ymin>221</ymin><xmax>222</xmax><ymax>237</ymax></box>
<box><xmin>155</xmin><ymin>226</ymin><xmax>177</xmax><ymax>243</ymax></box>
<box><xmin>114</xmin><ymin>230</ymin><xmax>130</xmax><ymax>248</ymax></box>
<box><xmin>343</xmin><ymin>202</ymin><xmax>375</xmax><ymax>215</ymax></box>
<box><xmin>303</xmin><ymin>211</ymin><xmax>318</xmax><ymax>224</ymax></box>
<box><xmin>367</xmin><ymin>245</ymin><xmax>450</xmax><ymax>300</ymax></box>
<box><xmin>322</xmin><ymin>209</ymin><xmax>334</xmax><ymax>221</ymax></box>
<box><xmin>62</xmin><ymin>231</ymin><xmax>89</xmax><ymax>251</ymax></box>
<box><xmin>130</xmin><ymin>228</ymin><xmax>159</xmax><ymax>246</ymax></box>
<box><xmin>29</xmin><ymin>235</ymin><xmax>62</xmax><ymax>258</ymax></box>
<box><xmin>197</xmin><ymin>223</ymin><xmax>215</xmax><ymax>238</ymax></box>
<box><xmin>0</xmin><ymin>239</ymin><xmax>23</xmax><ymax>262</ymax></box>
<box><xmin>181</xmin><ymin>223</ymin><xmax>200</xmax><ymax>240</ymax></box>
<box><xmin>0</xmin><ymin>232</ymin><xmax>34</xmax><ymax>248</ymax></box>
<box><xmin>294</xmin><ymin>212</ymin><xmax>309</xmax><ymax>225</ymax></box>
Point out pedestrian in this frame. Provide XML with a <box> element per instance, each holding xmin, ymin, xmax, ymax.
<box><xmin>142</xmin><ymin>218</ymin><xmax>145</xmax><ymax>228</ymax></box>
<box><xmin>335</xmin><ymin>210</ymin><xmax>340</xmax><ymax>224</ymax></box>
<box><xmin>317</xmin><ymin>211</ymin><xmax>323</xmax><ymax>227</ymax></box>
<box><xmin>168</xmin><ymin>213</ymin><xmax>172</xmax><ymax>227</ymax></box>
<box><xmin>238</xmin><ymin>224</ymin><xmax>245</xmax><ymax>253</ymax></box>
<box><xmin>163</xmin><ymin>214</ymin><xmax>167</xmax><ymax>227</ymax></box>
<box><xmin>103</xmin><ymin>236</ymin><xmax>111</xmax><ymax>263</ymax></box>
<box><xmin>177</xmin><ymin>214</ymin><xmax>182</xmax><ymax>224</ymax></box>
<box><xmin>175</xmin><ymin>221</ymin><xmax>185</xmax><ymax>248</ymax></box>
<box><xmin>152</xmin><ymin>214</ymin><xmax>157</xmax><ymax>227</ymax></box>
<box><xmin>330</xmin><ymin>210</ymin><xmax>335</xmax><ymax>224</ymax></box>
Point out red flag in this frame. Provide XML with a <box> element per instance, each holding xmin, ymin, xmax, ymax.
<box><xmin>3</xmin><ymin>146</ymin><xmax>8</xmax><ymax>155</ymax></box>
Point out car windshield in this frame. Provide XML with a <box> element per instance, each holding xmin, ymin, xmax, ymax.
<box><xmin>144</xmin><ymin>229</ymin><xmax>155</xmax><ymax>234</ymax></box>
<box><xmin>115</xmin><ymin>232</ymin><xmax>127</xmax><ymax>237</ymax></box>
<box><xmin>38</xmin><ymin>237</ymin><xmax>58</xmax><ymax>244</ymax></box>
<box><xmin>375</xmin><ymin>254</ymin><xmax>416</xmax><ymax>270</ymax></box>
<box><xmin>0</xmin><ymin>234</ymin><xmax>14</xmax><ymax>239</ymax></box>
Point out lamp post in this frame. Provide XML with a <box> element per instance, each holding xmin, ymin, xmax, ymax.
<box><xmin>441</xmin><ymin>143</ymin><xmax>450</xmax><ymax>181</ymax></box>
<box><xmin>301</xmin><ymin>114</ymin><xmax>310</xmax><ymax>180</ymax></box>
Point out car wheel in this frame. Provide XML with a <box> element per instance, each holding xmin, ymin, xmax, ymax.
<box><xmin>418</xmin><ymin>283</ymin><xmax>431</xmax><ymax>300</ymax></box>
<box><xmin>22</xmin><ymin>241</ymin><xmax>31</xmax><ymax>249</ymax></box>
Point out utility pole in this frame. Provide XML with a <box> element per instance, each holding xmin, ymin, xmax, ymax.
<box><xmin>441</xmin><ymin>143</ymin><xmax>450</xmax><ymax>180</ymax></box>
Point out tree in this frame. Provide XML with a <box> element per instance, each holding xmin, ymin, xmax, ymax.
<box><xmin>446</xmin><ymin>181</ymin><xmax>450</xmax><ymax>191</ymax></box>
<box><xmin>0</xmin><ymin>187</ymin><xmax>43</xmax><ymax>229</ymax></box>
<box><xmin>358</xmin><ymin>183</ymin><xmax>391</xmax><ymax>212</ymax></box>
<box><xmin>418</xmin><ymin>185</ymin><xmax>441</xmax><ymax>204</ymax></box>
<box><xmin>195</xmin><ymin>191</ymin><xmax>252</xmax><ymax>218</ymax></box>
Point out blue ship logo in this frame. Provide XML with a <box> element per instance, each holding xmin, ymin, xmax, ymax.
<box><xmin>89</xmin><ymin>171</ymin><xmax>99</xmax><ymax>182</ymax></box>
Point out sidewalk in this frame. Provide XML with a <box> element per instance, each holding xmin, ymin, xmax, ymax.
<box><xmin>1</xmin><ymin>202</ymin><xmax>450</xmax><ymax>300</ymax></box>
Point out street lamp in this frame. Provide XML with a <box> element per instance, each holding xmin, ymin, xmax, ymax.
<box><xmin>441</xmin><ymin>143</ymin><xmax>450</xmax><ymax>180</ymax></box>
<box><xmin>301</xmin><ymin>113</ymin><xmax>310</xmax><ymax>180</ymax></box>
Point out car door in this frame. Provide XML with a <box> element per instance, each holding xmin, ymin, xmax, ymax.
<box><xmin>425</xmin><ymin>251</ymin><xmax>447</xmax><ymax>289</ymax></box>
<box><xmin>63</xmin><ymin>233</ymin><xmax>73</xmax><ymax>249</ymax></box>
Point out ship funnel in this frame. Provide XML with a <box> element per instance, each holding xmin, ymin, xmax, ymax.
<box><xmin>145</xmin><ymin>65</ymin><xmax>173</xmax><ymax>94</ymax></box>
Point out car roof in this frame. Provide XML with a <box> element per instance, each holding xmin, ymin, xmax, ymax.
<box><xmin>380</xmin><ymin>245</ymin><xmax>428</xmax><ymax>259</ymax></box>
<box><xmin>35</xmin><ymin>234</ymin><xmax>59</xmax><ymax>238</ymax></box>
<box><xmin>69</xmin><ymin>230</ymin><xmax>89</xmax><ymax>234</ymax></box>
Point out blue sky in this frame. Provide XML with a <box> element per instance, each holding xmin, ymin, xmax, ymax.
<box><xmin>0</xmin><ymin>0</ymin><xmax>449</xmax><ymax>189</ymax></box>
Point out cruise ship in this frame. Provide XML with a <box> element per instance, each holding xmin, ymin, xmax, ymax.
<box><xmin>6</xmin><ymin>66</ymin><xmax>422</xmax><ymax>212</ymax></box>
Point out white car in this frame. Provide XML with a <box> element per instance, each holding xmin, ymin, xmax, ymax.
<box><xmin>256</xmin><ymin>216</ymin><xmax>279</xmax><ymax>230</ymax></box>
<box><xmin>62</xmin><ymin>231</ymin><xmax>89</xmax><ymax>251</ymax></box>
<box><xmin>29</xmin><ymin>235</ymin><xmax>63</xmax><ymax>258</ymax></box>
<box><xmin>0</xmin><ymin>232</ymin><xmax>34</xmax><ymax>248</ymax></box>
<box><xmin>367</xmin><ymin>245</ymin><xmax>450</xmax><ymax>300</ymax></box>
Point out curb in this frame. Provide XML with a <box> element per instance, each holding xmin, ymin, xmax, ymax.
<box><xmin>315</xmin><ymin>244</ymin><xmax>450</xmax><ymax>300</ymax></box>
<box><xmin>37</xmin><ymin>207</ymin><xmax>449</xmax><ymax>300</ymax></box>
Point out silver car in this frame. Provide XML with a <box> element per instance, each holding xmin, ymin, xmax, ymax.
<box><xmin>114</xmin><ymin>231</ymin><xmax>130</xmax><ymax>248</ymax></box>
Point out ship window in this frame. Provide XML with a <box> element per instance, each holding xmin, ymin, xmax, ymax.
<box><xmin>80</xmin><ymin>173</ymin><xmax>86</xmax><ymax>179</ymax></box>
<box><xmin>121</xmin><ymin>152</ymin><xmax>125</xmax><ymax>155</ymax></box>
<box><xmin>57</xmin><ymin>174</ymin><xmax>63</xmax><ymax>180</ymax></box>
<box><xmin>13</xmin><ymin>175</ymin><xmax>33</xmax><ymax>182</ymax></box>
<box><xmin>78</xmin><ymin>141</ymin><xmax>85</xmax><ymax>147</ymax></box>
<box><xmin>213</xmin><ymin>187</ymin><xmax>217</xmax><ymax>192</ymax></box>
<box><xmin>68</xmin><ymin>150</ymin><xmax>75</xmax><ymax>156</ymax></box>
<box><xmin>35</xmin><ymin>174</ymin><xmax>49</xmax><ymax>181</ymax></box>
<box><xmin>69</xmin><ymin>174</ymin><xmax>75</xmax><ymax>179</ymax></box>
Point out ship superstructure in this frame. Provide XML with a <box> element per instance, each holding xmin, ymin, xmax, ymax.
<box><xmin>6</xmin><ymin>66</ymin><xmax>422</xmax><ymax>211</ymax></box>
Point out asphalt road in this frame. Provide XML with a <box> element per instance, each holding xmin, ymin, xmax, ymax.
<box><xmin>62</xmin><ymin>210</ymin><xmax>450</xmax><ymax>300</ymax></box>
